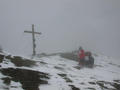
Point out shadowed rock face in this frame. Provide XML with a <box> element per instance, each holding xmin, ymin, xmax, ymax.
<box><xmin>69</xmin><ymin>85</ymin><xmax>80</xmax><ymax>90</ymax></box>
<box><xmin>5</xmin><ymin>55</ymin><xmax>36</xmax><ymax>67</ymax></box>
<box><xmin>0</xmin><ymin>68</ymin><xmax>50</xmax><ymax>90</ymax></box>
<box><xmin>58</xmin><ymin>73</ymin><xmax>73</xmax><ymax>83</ymax></box>
<box><xmin>112</xmin><ymin>83</ymin><xmax>120</xmax><ymax>90</ymax></box>
<box><xmin>0</xmin><ymin>54</ymin><xmax>4</xmax><ymax>63</ymax></box>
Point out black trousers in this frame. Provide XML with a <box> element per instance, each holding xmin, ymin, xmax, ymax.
<box><xmin>79</xmin><ymin>58</ymin><xmax>85</xmax><ymax>65</ymax></box>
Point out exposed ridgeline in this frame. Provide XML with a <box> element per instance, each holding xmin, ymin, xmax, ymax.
<box><xmin>36</xmin><ymin>50</ymin><xmax>79</xmax><ymax>61</ymax></box>
<box><xmin>0</xmin><ymin>51</ymin><xmax>120</xmax><ymax>90</ymax></box>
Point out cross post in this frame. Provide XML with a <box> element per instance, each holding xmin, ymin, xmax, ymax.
<box><xmin>24</xmin><ymin>24</ymin><xmax>41</xmax><ymax>56</ymax></box>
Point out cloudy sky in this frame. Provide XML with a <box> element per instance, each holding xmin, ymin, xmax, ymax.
<box><xmin>0</xmin><ymin>0</ymin><xmax>120</xmax><ymax>59</ymax></box>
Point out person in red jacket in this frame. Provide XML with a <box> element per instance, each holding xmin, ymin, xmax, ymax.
<box><xmin>78</xmin><ymin>47</ymin><xmax>85</xmax><ymax>66</ymax></box>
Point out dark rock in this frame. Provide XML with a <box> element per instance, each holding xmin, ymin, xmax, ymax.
<box><xmin>112</xmin><ymin>83</ymin><xmax>120</xmax><ymax>90</ymax></box>
<box><xmin>74</xmin><ymin>66</ymin><xmax>82</xmax><ymax>70</ymax></box>
<box><xmin>96</xmin><ymin>81</ymin><xmax>108</xmax><ymax>89</ymax></box>
<box><xmin>58</xmin><ymin>73</ymin><xmax>73</xmax><ymax>83</ymax></box>
<box><xmin>5</xmin><ymin>55</ymin><xmax>12</xmax><ymax>60</ymax></box>
<box><xmin>114</xmin><ymin>80</ymin><xmax>120</xmax><ymax>83</ymax></box>
<box><xmin>0</xmin><ymin>68</ymin><xmax>50</xmax><ymax>90</ymax></box>
<box><xmin>89</xmin><ymin>82</ymin><xmax>96</xmax><ymax>85</ymax></box>
<box><xmin>2</xmin><ymin>77</ymin><xmax>11</xmax><ymax>85</ymax></box>
<box><xmin>54</xmin><ymin>66</ymin><xmax>64</xmax><ymax>70</ymax></box>
<box><xmin>86</xmin><ymin>87</ymin><xmax>96</xmax><ymax>90</ymax></box>
<box><xmin>58</xmin><ymin>74</ymin><xmax>67</xmax><ymax>77</ymax></box>
<box><xmin>11</xmin><ymin>56</ymin><xmax>36</xmax><ymax>67</ymax></box>
<box><xmin>40</xmin><ymin>61</ymin><xmax>47</xmax><ymax>64</ymax></box>
<box><xmin>0</xmin><ymin>54</ymin><xmax>4</xmax><ymax>63</ymax></box>
<box><xmin>69</xmin><ymin>85</ymin><xmax>80</xmax><ymax>90</ymax></box>
<box><xmin>5</xmin><ymin>55</ymin><xmax>36</xmax><ymax>67</ymax></box>
<box><xmin>80</xmin><ymin>82</ymin><xmax>85</xmax><ymax>85</ymax></box>
<box><xmin>11</xmin><ymin>86</ymin><xmax>18</xmax><ymax>88</ymax></box>
<box><xmin>96</xmin><ymin>81</ymin><xmax>117</xmax><ymax>90</ymax></box>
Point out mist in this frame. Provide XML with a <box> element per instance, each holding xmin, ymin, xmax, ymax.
<box><xmin>0</xmin><ymin>0</ymin><xmax>120</xmax><ymax>59</ymax></box>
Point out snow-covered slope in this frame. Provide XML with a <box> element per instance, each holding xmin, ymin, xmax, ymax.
<box><xmin>0</xmin><ymin>52</ymin><xmax>120</xmax><ymax>90</ymax></box>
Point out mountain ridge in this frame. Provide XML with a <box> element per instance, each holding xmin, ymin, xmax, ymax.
<box><xmin>0</xmin><ymin>51</ymin><xmax>120</xmax><ymax>90</ymax></box>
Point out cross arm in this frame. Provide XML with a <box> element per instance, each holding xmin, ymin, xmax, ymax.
<box><xmin>24</xmin><ymin>31</ymin><xmax>41</xmax><ymax>35</ymax></box>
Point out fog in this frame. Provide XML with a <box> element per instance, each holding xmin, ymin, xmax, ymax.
<box><xmin>0</xmin><ymin>0</ymin><xmax>120</xmax><ymax>59</ymax></box>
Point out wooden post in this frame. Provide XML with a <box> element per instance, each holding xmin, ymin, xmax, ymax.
<box><xmin>24</xmin><ymin>24</ymin><xmax>41</xmax><ymax>56</ymax></box>
<box><xmin>32</xmin><ymin>24</ymin><xmax>36</xmax><ymax>56</ymax></box>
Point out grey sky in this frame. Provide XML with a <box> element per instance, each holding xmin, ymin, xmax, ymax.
<box><xmin>0</xmin><ymin>0</ymin><xmax>120</xmax><ymax>59</ymax></box>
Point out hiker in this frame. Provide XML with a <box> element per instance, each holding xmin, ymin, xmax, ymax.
<box><xmin>78</xmin><ymin>47</ymin><xmax>85</xmax><ymax>66</ymax></box>
<box><xmin>85</xmin><ymin>52</ymin><xmax>94</xmax><ymax>68</ymax></box>
<box><xmin>88</xmin><ymin>52</ymin><xmax>94</xmax><ymax>67</ymax></box>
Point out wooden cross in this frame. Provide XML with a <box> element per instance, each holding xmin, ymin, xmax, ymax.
<box><xmin>24</xmin><ymin>24</ymin><xmax>41</xmax><ymax>56</ymax></box>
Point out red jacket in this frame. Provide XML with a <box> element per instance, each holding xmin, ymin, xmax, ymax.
<box><xmin>78</xmin><ymin>49</ymin><xmax>85</xmax><ymax>59</ymax></box>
